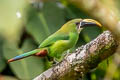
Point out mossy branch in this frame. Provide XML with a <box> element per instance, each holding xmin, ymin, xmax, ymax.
<box><xmin>33</xmin><ymin>31</ymin><xmax>118</xmax><ymax>80</ymax></box>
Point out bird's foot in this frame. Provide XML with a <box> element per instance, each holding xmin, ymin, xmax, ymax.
<box><xmin>64</xmin><ymin>49</ymin><xmax>71</xmax><ymax>58</ymax></box>
<box><xmin>53</xmin><ymin>58</ymin><xmax>59</xmax><ymax>65</ymax></box>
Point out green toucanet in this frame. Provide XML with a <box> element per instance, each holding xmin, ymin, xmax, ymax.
<box><xmin>8</xmin><ymin>19</ymin><xmax>101</xmax><ymax>62</ymax></box>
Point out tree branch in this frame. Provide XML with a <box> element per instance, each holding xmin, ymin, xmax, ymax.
<box><xmin>33</xmin><ymin>31</ymin><xmax>118</xmax><ymax>80</ymax></box>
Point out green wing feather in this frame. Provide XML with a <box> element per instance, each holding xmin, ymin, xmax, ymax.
<box><xmin>39</xmin><ymin>33</ymin><xmax>69</xmax><ymax>48</ymax></box>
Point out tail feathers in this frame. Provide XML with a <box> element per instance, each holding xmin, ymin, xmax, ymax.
<box><xmin>8</xmin><ymin>49</ymin><xmax>40</xmax><ymax>63</ymax></box>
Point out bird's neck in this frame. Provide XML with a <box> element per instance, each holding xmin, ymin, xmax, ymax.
<box><xmin>68</xmin><ymin>32</ymin><xmax>79</xmax><ymax>47</ymax></box>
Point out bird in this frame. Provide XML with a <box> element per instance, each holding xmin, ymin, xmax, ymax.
<box><xmin>8</xmin><ymin>19</ymin><xmax>101</xmax><ymax>63</ymax></box>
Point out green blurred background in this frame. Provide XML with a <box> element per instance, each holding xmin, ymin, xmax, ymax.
<box><xmin>0</xmin><ymin>0</ymin><xmax>119</xmax><ymax>80</ymax></box>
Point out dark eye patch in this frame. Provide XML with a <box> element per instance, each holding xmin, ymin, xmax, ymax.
<box><xmin>75</xmin><ymin>22</ymin><xmax>80</xmax><ymax>29</ymax></box>
<box><xmin>75</xmin><ymin>22</ymin><xmax>80</xmax><ymax>26</ymax></box>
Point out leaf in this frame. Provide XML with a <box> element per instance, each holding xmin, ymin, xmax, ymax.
<box><xmin>3</xmin><ymin>39</ymin><xmax>45</xmax><ymax>79</ymax></box>
<box><xmin>0</xmin><ymin>38</ymin><xmax>6</xmax><ymax>72</ymax></box>
<box><xmin>65</xmin><ymin>4</ymin><xmax>90</xmax><ymax>19</ymax></box>
<box><xmin>0</xmin><ymin>59</ymin><xmax>6</xmax><ymax>72</ymax></box>
<box><xmin>0</xmin><ymin>0</ymin><xmax>28</xmax><ymax>43</ymax></box>
<box><xmin>2</xmin><ymin>1</ymin><xmax>65</xmax><ymax>79</ymax></box>
<box><xmin>0</xmin><ymin>37</ymin><xmax>6</xmax><ymax>72</ymax></box>
<box><xmin>0</xmin><ymin>1</ymin><xmax>45</xmax><ymax>79</ymax></box>
<box><xmin>90</xmin><ymin>56</ymin><xmax>113</xmax><ymax>79</ymax></box>
<box><xmin>26</xmin><ymin>2</ymin><xmax>65</xmax><ymax>43</ymax></box>
<box><xmin>82</xmin><ymin>27</ymin><xmax>102</xmax><ymax>42</ymax></box>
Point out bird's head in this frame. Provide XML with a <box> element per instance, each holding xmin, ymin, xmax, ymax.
<box><xmin>74</xmin><ymin>19</ymin><xmax>102</xmax><ymax>34</ymax></box>
<box><xmin>64</xmin><ymin>19</ymin><xmax>102</xmax><ymax>34</ymax></box>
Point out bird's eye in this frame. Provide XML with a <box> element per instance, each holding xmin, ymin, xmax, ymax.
<box><xmin>75</xmin><ymin>22</ymin><xmax>80</xmax><ymax>29</ymax></box>
<box><xmin>75</xmin><ymin>22</ymin><xmax>80</xmax><ymax>26</ymax></box>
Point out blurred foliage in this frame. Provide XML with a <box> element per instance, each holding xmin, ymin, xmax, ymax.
<box><xmin>0</xmin><ymin>75</ymin><xmax>18</xmax><ymax>80</ymax></box>
<box><xmin>0</xmin><ymin>0</ymin><xmax>119</xmax><ymax>80</ymax></box>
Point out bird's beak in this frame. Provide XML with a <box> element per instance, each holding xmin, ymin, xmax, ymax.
<box><xmin>76</xmin><ymin>19</ymin><xmax>101</xmax><ymax>34</ymax></box>
<box><xmin>81</xmin><ymin>19</ymin><xmax>102</xmax><ymax>28</ymax></box>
